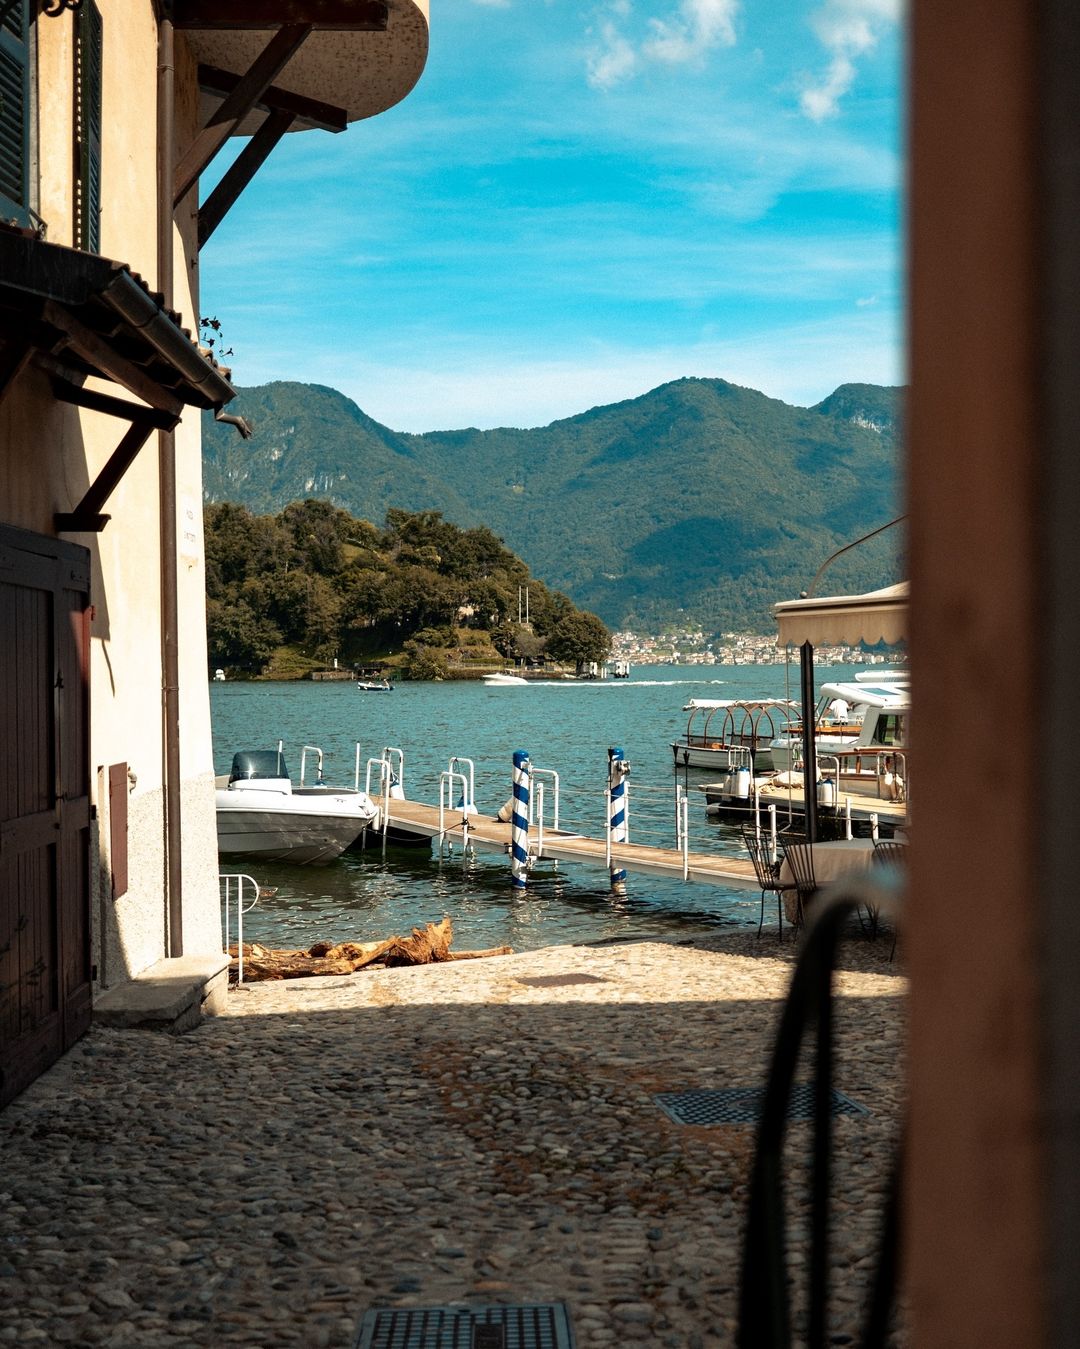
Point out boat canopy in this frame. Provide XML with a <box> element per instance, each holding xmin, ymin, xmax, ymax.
<box><xmin>819</xmin><ymin>681</ymin><xmax>910</xmax><ymax>710</ymax></box>
<box><xmin>774</xmin><ymin>582</ymin><xmax>909</xmax><ymax>647</ymax></box>
<box><xmin>681</xmin><ymin>698</ymin><xmax>798</xmax><ymax>713</ymax></box>
<box><xmin>853</xmin><ymin>668</ymin><xmax>908</xmax><ymax>683</ymax></box>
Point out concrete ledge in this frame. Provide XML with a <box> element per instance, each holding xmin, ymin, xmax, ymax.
<box><xmin>93</xmin><ymin>954</ymin><xmax>231</xmax><ymax>1034</ymax></box>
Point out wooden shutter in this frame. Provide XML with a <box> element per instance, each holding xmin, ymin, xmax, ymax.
<box><xmin>74</xmin><ymin>1</ymin><xmax>102</xmax><ymax>253</ymax></box>
<box><xmin>0</xmin><ymin>525</ymin><xmax>92</xmax><ymax>1109</ymax></box>
<box><xmin>108</xmin><ymin>762</ymin><xmax>128</xmax><ymax>898</ymax></box>
<box><xmin>0</xmin><ymin>0</ymin><xmax>30</xmax><ymax>227</ymax></box>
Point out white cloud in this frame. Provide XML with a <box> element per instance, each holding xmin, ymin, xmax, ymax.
<box><xmin>800</xmin><ymin>0</ymin><xmax>901</xmax><ymax>120</ymax></box>
<box><xmin>586</xmin><ymin>0</ymin><xmax>738</xmax><ymax>89</ymax></box>
<box><xmin>586</xmin><ymin>21</ymin><xmax>639</xmax><ymax>90</ymax></box>
<box><xmin>643</xmin><ymin>0</ymin><xmax>738</xmax><ymax>65</ymax></box>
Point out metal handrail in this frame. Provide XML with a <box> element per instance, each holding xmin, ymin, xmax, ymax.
<box><xmin>529</xmin><ymin>767</ymin><xmax>560</xmax><ymax>830</ymax></box>
<box><xmin>299</xmin><ymin>744</ymin><xmax>324</xmax><ymax>786</ymax></box>
<box><xmin>219</xmin><ymin>873</ymin><xmax>262</xmax><ymax>985</ymax></box>
<box><xmin>447</xmin><ymin>756</ymin><xmax>476</xmax><ymax>810</ymax></box>
<box><xmin>439</xmin><ymin>769</ymin><xmax>472</xmax><ymax>854</ymax></box>
<box><xmin>737</xmin><ymin>873</ymin><xmax>904</xmax><ymax>1349</ymax></box>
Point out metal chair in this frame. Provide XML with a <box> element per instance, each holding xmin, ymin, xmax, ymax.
<box><xmin>778</xmin><ymin>832</ymin><xmax>817</xmax><ymax>932</ymax></box>
<box><xmin>740</xmin><ymin>825</ymin><xmax>796</xmax><ymax>939</ymax></box>
<box><xmin>872</xmin><ymin>838</ymin><xmax>907</xmax><ymax>956</ymax></box>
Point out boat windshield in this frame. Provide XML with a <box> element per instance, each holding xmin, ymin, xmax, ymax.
<box><xmin>229</xmin><ymin>750</ymin><xmax>289</xmax><ymax>783</ymax></box>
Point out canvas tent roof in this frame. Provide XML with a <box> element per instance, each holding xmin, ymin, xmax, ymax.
<box><xmin>774</xmin><ymin>582</ymin><xmax>909</xmax><ymax>648</ymax></box>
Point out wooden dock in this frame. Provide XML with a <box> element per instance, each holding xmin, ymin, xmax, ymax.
<box><xmin>708</xmin><ymin>786</ymin><xmax>910</xmax><ymax>832</ymax></box>
<box><xmin>369</xmin><ymin>795</ymin><xmax>760</xmax><ymax>889</ymax></box>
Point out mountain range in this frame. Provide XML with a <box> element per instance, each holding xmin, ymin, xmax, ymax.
<box><xmin>202</xmin><ymin>377</ymin><xmax>904</xmax><ymax>632</ymax></box>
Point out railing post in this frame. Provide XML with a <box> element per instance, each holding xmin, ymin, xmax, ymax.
<box><xmin>607</xmin><ymin>745</ymin><xmax>629</xmax><ymax>895</ymax></box>
<box><xmin>681</xmin><ymin>792</ymin><xmax>690</xmax><ymax>880</ymax></box>
<box><xmin>536</xmin><ymin>781</ymin><xmax>545</xmax><ymax>857</ymax></box>
<box><xmin>511</xmin><ymin>749</ymin><xmax>530</xmax><ymax>890</ymax></box>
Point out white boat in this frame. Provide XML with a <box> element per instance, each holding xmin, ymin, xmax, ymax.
<box><xmin>216</xmin><ymin>747</ymin><xmax>379</xmax><ymax>865</ymax></box>
<box><xmin>671</xmin><ymin>698</ymin><xmax>800</xmax><ymax>773</ymax></box>
<box><xmin>766</xmin><ymin>676</ymin><xmax>909</xmax><ymax>774</ymax></box>
<box><xmin>483</xmin><ymin>672</ymin><xmax>530</xmax><ymax>686</ymax></box>
<box><xmin>698</xmin><ymin>672</ymin><xmax>910</xmax><ymax>825</ymax></box>
<box><xmin>357</xmin><ymin>679</ymin><xmax>393</xmax><ymax>691</ymax></box>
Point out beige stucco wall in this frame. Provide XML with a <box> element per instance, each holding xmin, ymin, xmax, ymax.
<box><xmin>5</xmin><ymin>4</ymin><xmax>224</xmax><ymax>987</ymax></box>
<box><xmin>7</xmin><ymin>3</ymin><xmax>429</xmax><ymax>991</ymax></box>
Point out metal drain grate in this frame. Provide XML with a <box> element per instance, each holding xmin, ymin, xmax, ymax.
<box><xmin>654</xmin><ymin>1084</ymin><xmax>869</xmax><ymax>1126</ymax></box>
<box><xmin>354</xmin><ymin>1303</ymin><xmax>575</xmax><ymax>1349</ymax></box>
<box><xmin>515</xmin><ymin>973</ymin><xmax>608</xmax><ymax>988</ymax></box>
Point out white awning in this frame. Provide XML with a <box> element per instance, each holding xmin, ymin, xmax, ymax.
<box><xmin>774</xmin><ymin>582</ymin><xmax>909</xmax><ymax>648</ymax></box>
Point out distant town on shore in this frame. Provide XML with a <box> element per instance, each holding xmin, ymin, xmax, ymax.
<box><xmin>609</xmin><ymin>627</ymin><xmax>905</xmax><ymax>668</ymax></box>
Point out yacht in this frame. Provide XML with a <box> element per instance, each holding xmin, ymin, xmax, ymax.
<box><xmin>766</xmin><ymin>673</ymin><xmax>909</xmax><ymax>773</ymax></box>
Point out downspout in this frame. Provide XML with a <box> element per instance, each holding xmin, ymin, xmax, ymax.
<box><xmin>157</xmin><ymin>11</ymin><xmax>183</xmax><ymax>956</ymax></box>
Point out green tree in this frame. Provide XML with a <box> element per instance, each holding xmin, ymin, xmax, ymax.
<box><xmin>206</xmin><ymin>596</ymin><xmax>281</xmax><ymax>671</ymax></box>
<box><xmin>401</xmin><ymin>636</ymin><xmax>448</xmax><ymax>681</ymax></box>
<box><xmin>544</xmin><ymin>611</ymin><xmax>610</xmax><ymax>672</ymax></box>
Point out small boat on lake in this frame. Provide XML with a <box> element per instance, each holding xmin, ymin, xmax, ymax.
<box><xmin>483</xmin><ymin>672</ymin><xmax>530</xmax><ymax>686</ymax></box>
<box><xmin>357</xmin><ymin>679</ymin><xmax>393</xmax><ymax>691</ymax></box>
<box><xmin>672</xmin><ymin>698</ymin><xmax>800</xmax><ymax>773</ymax></box>
<box><xmin>216</xmin><ymin>746</ymin><xmax>379</xmax><ymax>865</ymax></box>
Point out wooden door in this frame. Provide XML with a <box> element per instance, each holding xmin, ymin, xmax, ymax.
<box><xmin>0</xmin><ymin>525</ymin><xmax>91</xmax><ymax>1108</ymax></box>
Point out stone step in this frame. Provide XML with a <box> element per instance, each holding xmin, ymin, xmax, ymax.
<box><xmin>93</xmin><ymin>954</ymin><xmax>230</xmax><ymax>1033</ymax></box>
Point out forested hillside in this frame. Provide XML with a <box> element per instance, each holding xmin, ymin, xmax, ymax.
<box><xmin>205</xmin><ymin>501</ymin><xmax>609</xmax><ymax>679</ymax></box>
<box><xmin>204</xmin><ymin>377</ymin><xmax>905</xmax><ymax>630</ymax></box>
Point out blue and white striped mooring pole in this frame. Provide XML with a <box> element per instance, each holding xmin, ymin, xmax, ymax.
<box><xmin>607</xmin><ymin>745</ymin><xmax>629</xmax><ymax>895</ymax></box>
<box><xmin>511</xmin><ymin>749</ymin><xmax>531</xmax><ymax>890</ymax></box>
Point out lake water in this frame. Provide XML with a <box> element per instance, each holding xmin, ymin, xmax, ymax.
<box><xmin>211</xmin><ymin>662</ymin><xmax>852</xmax><ymax>953</ymax></box>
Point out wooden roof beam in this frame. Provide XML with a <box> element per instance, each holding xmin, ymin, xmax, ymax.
<box><xmin>198</xmin><ymin>106</ymin><xmax>296</xmax><ymax>247</ymax></box>
<box><xmin>173</xmin><ymin>23</ymin><xmax>311</xmax><ymax>205</ymax></box>
<box><xmin>198</xmin><ymin>63</ymin><xmax>347</xmax><ymax>132</ymax></box>
<box><xmin>50</xmin><ymin>379</ymin><xmax>180</xmax><ymax>535</ymax></box>
<box><xmin>172</xmin><ymin>1</ymin><xmax>388</xmax><ymax>31</ymax></box>
<box><xmin>41</xmin><ymin>300</ymin><xmax>186</xmax><ymax>416</ymax></box>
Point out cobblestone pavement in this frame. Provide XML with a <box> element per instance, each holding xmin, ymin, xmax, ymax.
<box><xmin>0</xmin><ymin>930</ymin><xmax>906</xmax><ymax>1347</ymax></box>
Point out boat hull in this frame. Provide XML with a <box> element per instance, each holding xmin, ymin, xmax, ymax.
<box><xmin>216</xmin><ymin>789</ymin><xmax>378</xmax><ymax>865</ymax></box>
<box><xmin>671</xmin><ymin>742</ymin><xmax>777</xmax><ymax>773</ymax></box>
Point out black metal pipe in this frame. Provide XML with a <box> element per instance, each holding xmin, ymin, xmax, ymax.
<box><xmin>800</xmin><ymin>641</ymin><xmax>818</xmax><ymax>842</ymax></box>
<box><xmin>158</xmin><ymin>12</ymin><xmax>183</xmax><ymax>957</ymax></box>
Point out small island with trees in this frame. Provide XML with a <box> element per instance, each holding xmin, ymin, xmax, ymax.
<box><xmin>205</xmin><ymin>500</ymin><xmax>611</xmax><ymax>681</ymax></box>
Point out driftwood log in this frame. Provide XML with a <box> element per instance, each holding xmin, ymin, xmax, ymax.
<box><xmin>229</xmin><ymin>917</ymin><xmax>511</xmax><ymax>982</ymax></box>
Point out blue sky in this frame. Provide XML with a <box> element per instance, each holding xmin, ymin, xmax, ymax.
<box><xmin>199</xmin><ymin>0</ymin><xmax>904</xmax><ymax>432</ymax></box>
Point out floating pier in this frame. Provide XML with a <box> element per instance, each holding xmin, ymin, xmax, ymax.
<box><xmin>367</xmin><ymin>792</ymin><xmax>759</xmax><ymax>890</ymax></box>
<box><xmin>358</xmin><ymin>746</ymin><xmax>908</xmax><ymax>893</ymax></box>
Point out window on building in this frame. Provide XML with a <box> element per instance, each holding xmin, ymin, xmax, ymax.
<box><xmin>0</xmin><ymin>0</ymin><xmax>30</xmax><ymax>228</ymax></box>
<box><xmin>73</xmin><ymin>0</ymin><xmax>102</xmax><ymax>252</ymax></box>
